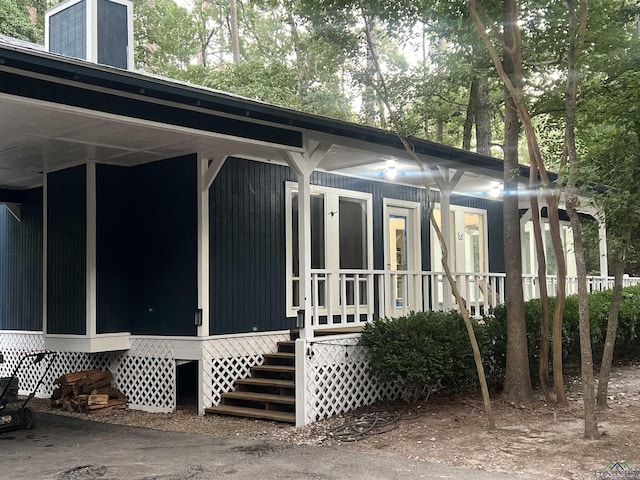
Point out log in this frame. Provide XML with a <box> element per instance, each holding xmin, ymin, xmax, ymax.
<box><xmin>55</xmin><ymin>369</ymin><xmax>101</xmax><ymax>386</ymax></box>
<box><xmin>87</xmin><ymin>394</ymin><xmax>109</xmax><ymax>406</ymax></box>
<box><xmin>80</xmin><ymin>376</ymin><xmax>112</xmax><ymax>394</ymax></box>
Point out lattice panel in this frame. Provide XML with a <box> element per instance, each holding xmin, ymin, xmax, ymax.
<box><xmin>202</xmin><ymin>333</ymin><xmax>289</xmax><ymax>408</ymax></box>
<box><xmin>0</xmin><ymin>333</ymin><xmax>47</xmax><ymax>395</ymax></box>
<box><xmin>304</xmin><ymin>337</ymin><xmax>402</xmax><ymax>424</ymax></box>
<box><xmin>110</xmin><ymin>355</ymin><xmax>175</xmax><ymax>412</ymax></box>
<box><xmin>0</xmin><ymin>333</ymin><xmax>176</xmax><ymax>412</ymax></box>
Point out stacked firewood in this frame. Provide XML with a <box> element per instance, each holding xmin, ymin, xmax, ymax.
<box><xmin>51</xmin><ymin>369</ymin><xmax>127</xmax><ymax>413</ymax></box>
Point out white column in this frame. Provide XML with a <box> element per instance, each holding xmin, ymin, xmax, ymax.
<box><xmin>43</xmin><ymin>173</ymin><xmax>48</xmax><ymax>335</ymax></box>
<box><xmin>284</xmin><ymin>141</ymin><xmax>330</xmax><ymax>340</ymax></box>
<box><xmin>297</xmin><ymin>170</ymin><xmax>313</xmax><ymax>340</ymax></box>
<box><xmin>86</xmin><ymin>161</ymin><xmax>97</xmax><ymax>337</ymax></box>
<box><xmin>197</xmin><ymin>153</ymin><xmax>228</xmax><ymax>338</ymax></box>
<box><xmin>598</xmin><ymin>215</ymin><xmax>609</xmax><ymax>278</ymax></box>
<box><xmin>439</xmin><ymin>190</ymin><xmax>453</xmax><ymax>310</ymax></box>
<box><xmin>197</xmin><ymin>152</ymin><xmax>228</xmax><ymax>416</ymax></box>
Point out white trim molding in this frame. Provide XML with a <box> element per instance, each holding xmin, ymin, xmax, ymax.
<box><xmin>44</xmin><ymin>332</ymin><xmax>131</xmax><ymax>352</ymax></box>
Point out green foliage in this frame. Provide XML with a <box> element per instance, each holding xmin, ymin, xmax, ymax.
<box><xmin>486</xmin><ymin>285</ymin><xmax>640</xmax><ymax>385</ymax></box>
<box><xmin>0</xmin><ymin>0</ymin><xmax>42</xmax><ymax>42</ymax></box>
<box><xmin>359</xmin><ymin>311</ymin><xmax>484</xmax><ymax>399</ymax></box>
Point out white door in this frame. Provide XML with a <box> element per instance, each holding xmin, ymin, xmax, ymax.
<box><xmin>384</xmin><ymin>201</ymin><xmax>421</xmax><ymax>313</ymax></box>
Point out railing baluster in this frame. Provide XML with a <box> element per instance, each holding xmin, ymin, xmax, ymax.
<box><xmin>354</xmin><ymin>274</ymin><xmax>360</xmax><ymax>324</ymax></box>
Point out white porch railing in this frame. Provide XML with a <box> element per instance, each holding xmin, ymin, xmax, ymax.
<box><xmin>301</xmin><ymin>270</ymin><xmax>640</xmax><ymax>335</ymax></box>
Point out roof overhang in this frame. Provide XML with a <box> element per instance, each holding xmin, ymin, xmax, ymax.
<box><xmin>0</xmin><ymin>40</ymin><xmax>541</xmax><ymax>203</ymax></box>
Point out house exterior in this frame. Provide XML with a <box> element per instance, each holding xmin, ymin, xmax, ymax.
<box><xmin>0</xmin><ymin>1</ymin><xmax>613</xmax><ymax>426</ymax></box>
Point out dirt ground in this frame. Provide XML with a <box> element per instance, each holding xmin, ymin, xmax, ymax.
<box><xmin>29</xmin><ymin>363</ymin><xmax>640</xmax><ymax>480</ymax></box>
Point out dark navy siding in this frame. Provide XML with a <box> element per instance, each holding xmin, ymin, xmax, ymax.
<box><xmin>96</xmin><ymin>158</ymin><xmax>198</xmax><ymax>336</ymax></box>
<box><xmin>48</xmin><ymin>0</ymin><xmax>86</xmax><ymax>61</ymax></box>
<box><xmin>126</xmin><ymin>156</ymin><xmax>198</xmax><ymax>336</ymax></box>
<box><xmin>210</xmin><ymin>160</ymin><xmax>293</xmax><ymax>335</ymax></box>
<box><xmin>47</xmin><ymin>165</ymin><xmax>86</xmax><ymax>335</ymax></box>
<box><xmin>96</xmin><ymin>164</ymin><xmax>132</xmax><ymax>333</ymax></box>
<box><xmin>97</xmin><ymin>0</ymin><xmax>128</xmax><ymax>69</ymax></box>
<box><xmin>0</xmin><ymin>188</ymin><xmax>43</xmax><ymax>331</ymax></box>
<box><xmin>210</xmin><ymin>158</ymin><xmax>507</xmax><ymax>334</ymax></box>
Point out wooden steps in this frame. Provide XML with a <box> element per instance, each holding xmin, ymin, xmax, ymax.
<box><xmin>205</xmin><ymin>331</ymin><xmax>298</xmax><ymax>424</ymax></box>
<box><xmin>221</xmin><ymin>391</ymin><xmax>295</xmax><ymax>404</ymax></box>
<box><xmin>208</xmin><ymin>404</ymin><xmax>295</xmax><ymax>423</ymax></box>
<box><xmin>206</xmin><ymin>326</ymin><xmax>362</xmax><ymax>424</ymax></box>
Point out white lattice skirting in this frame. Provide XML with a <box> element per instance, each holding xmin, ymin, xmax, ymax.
<box><xmin>0</xmin><ymin>333</ymin><xmax>176</xmax><ymax>413</ymax></box>
<box><xmin>201</xmin><ymin>332</ymin><xmax>290</xmax><ymax>409</ymax></box>
<box><xmin>301</xmin><ymin>336</ymin><xmax>402</xmax><ymax>425</ymax></box>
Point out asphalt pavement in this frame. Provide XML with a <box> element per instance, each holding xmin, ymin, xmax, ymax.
<box><xmin>0</xmin><ymin>412</ymin><xmax>534</xmax><ymax>480</ymax></box>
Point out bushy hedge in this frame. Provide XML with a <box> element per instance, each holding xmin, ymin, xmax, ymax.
<box><xmin>359</xmin><ymin>286</ymin><xmax>640</xmax><ymax>397</ymax></box>
<box><xmin>359</xmin><ymin>311</ymin><xmax>485</xmax><ymax>398</ymax></box>
<box><xmin>486</xmin><ymin>284</ymin><xmax>640</xmax><ymax>372</ymax></box>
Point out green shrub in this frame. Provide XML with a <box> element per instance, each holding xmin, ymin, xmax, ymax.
<box><xmin>483</xmin><ymin>284</ymin><xmax>640</xmax><ymax>384</ymax></box>
<box><xmin>360</xmin><ymin>286</ymin><xmax>640</xmax><ymax>400</ymax></box>
<box><xmin>358</xmin><ymin>311</ymin><xmax>484</xmax><ymax>399</ymax></box>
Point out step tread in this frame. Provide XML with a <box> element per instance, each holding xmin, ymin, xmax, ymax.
<box><xmin>264</xmin><ymin>352</ymin><xmax>295</xmax><ymax>358</ymax></box>
<box><xmin>206</xmin><ymin>405</ymin><xmax>295</xmax><ymax>423</ymax></box>
<box><xmin>222</xmin><ymin>391</ymin><xmax>295</xmax><ymax>404</ymax></box>
<box><xmin>251</xmin><ymin>364</ymin><xmax>295</xmax><ymax>373</ymax></box>
<box><xmin>236</xmin><ymin>377</ymin><xmax>295</xmax><ymax>388</ymax></box>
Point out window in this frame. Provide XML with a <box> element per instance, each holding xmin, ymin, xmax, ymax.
<box><xmin>431</xmin><ymin>204</ymin><xmax>488</xmax><ymax>273</ymax></box>
<box><xmin>285</xmin><ymin>182</ymin><xmax>373</xmax><ymax>316</ymax></box>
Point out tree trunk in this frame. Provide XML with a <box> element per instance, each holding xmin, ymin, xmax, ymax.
<box><xmin>568</xmin><ymin>195</ymin><xmax>599</xmax><ymax>438</ymax></box>
<box><xmin>597</xmin><ymin>224</ymin><xmax>630</xmax><ymax>408</ymax></box>
<box><xmin>436</xmin><ymin>120</ymin><xmax>444</xmax><ymax>143</ymax></box>
<box><xmin>529</xmin><ymin>176</ymin><xmax>553</xmax><ymax>403</ymax></box>
<box><xmin>468</xmin><ymin>0</ymin><xmax>570</xmax><ymax>407</ymax></box>
<box><xmin>475</xmin><ymin>75</ymin><xmax>492</xmax><ymax>155</ymax></box>
<box><xmin>463</xmin><ymin>78</ymin><xmax>478</xmax><ymax>151</ymax></box>
<box><xmin>500</xmin><ymin>0</ymin><xmax>533</xmax><ymax>403</ymax></box>
<box><xmin>565</xmin><ymin>0</ymin><xmax>597</xmax><ymax>439</ymax></box>
<box><xmin>361</xmin><ymin>7</ymin><xmax>495</xmax><ymax>429</ymax></box>
<box><xmin>229</xmin><ymin>0</ymin><xmax>240</xmax><ymax>63</ymax></box>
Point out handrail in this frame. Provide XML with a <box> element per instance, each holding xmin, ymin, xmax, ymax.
<box><xmin>299</xmin><ymin>270</ymin><xmax>640</xmax><ymax>336</ymax></box>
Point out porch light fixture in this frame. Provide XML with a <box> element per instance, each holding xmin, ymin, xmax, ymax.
<box><xmin>378</xmin><ymin>160</ymin><xmax>398</xmax><ymax>180</ymax></box>
<box><xmin>489</xmin><ymin>183</ymin><xmax>502</xmax><ymax>198</ymax></box>
<box><xmin>194</xmin><ymin>308</ymin><xmax>203</xmax><ymax>326</ymax></box>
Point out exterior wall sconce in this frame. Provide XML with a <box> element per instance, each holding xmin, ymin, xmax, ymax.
<box><xmin>296</xmin><ymin>309</ymin><xmax>305</xmax><ymax>329</ymax></box>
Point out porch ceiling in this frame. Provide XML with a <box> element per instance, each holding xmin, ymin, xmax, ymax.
<box><xmin>0</xmin><ymin>92</ymin><xmax>508</xmax><ymax>203</ymax></box>
<box><xmin>316</xmin><ymin>142</ymin><xmax>505</xmax><ymax>199</ymax></box>
<box><xmin>0</xmin><ymin>94</ymin><xmax>287</xmax><ymax>190</ymax></box>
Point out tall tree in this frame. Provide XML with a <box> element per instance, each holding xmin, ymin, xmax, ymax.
<box><xmin>562</xmin><ymin>0</ymin><xmax>598</xmax><ymax>439</ymax></box>
<box><xmin>133</xmin><ymin>0</ymin><xmax>198</xmax><ymax>78</ymax></box>
<box><xmin>498</xmin><ymin>0</ymin><xmax>533</xmax><ymax>404</ymax></box>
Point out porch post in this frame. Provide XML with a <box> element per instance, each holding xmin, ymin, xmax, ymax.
<box><xmin>86</xmin><ymin>161</ymin><xmax>97</xmax><ymax>337</ymax></box>
<box><xmin>597</xmin><ymin>214</ymin><xmax>609</xmax><ymax>278</ymax></box>
<box><xmin>283</xmin><ymin>141</ymin><xmax>331</xmax><ymax>340</ymax></box>
<box><xmin>431</xmin><ymin>167</ymin><xmax>463</xmax><ymax>311</ymax></box>
<box><xmin>197</xmin><ymin>152</ymin><xmax>228</xmax><ymax>416</ymax></box>
<box><xmin>439</xmin><ymin>189</ymin><xmax>453</xmax><ymax>310</ymax></box>
<box><xmin>297</xmin><ymin>169</ymin><xmax>313</xmax><ymax>340</ymax></box>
